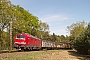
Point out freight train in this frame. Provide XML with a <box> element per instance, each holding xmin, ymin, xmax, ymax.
<box><xmin>14</xmin><ymin>33</ymin><xmax>72</xmax><ymax>51</ymax></box>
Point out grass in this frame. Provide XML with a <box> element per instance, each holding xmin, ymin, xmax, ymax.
<box><xmin>1</xmin><ymin>51</ymin><xmax>49</xmax><ymax>60</ymax></box>
<box><xmin>0</xmin><ymin>50</ymin><xmax>65</xmax><ymax>60</ymax></box>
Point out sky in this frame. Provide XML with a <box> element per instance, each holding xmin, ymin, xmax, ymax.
<box><xmin>10</xmin><ymin>0</ymin><xmax>90</xmax><ymax>36</ymax></box>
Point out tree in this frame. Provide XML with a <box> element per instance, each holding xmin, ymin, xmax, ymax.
<box><xmin>50</xmin><ymin>33</ymin><xmax>57</xmax><ymax>42</ymax></box>
<box><xmin>39</xmin><ymin>20</ymin><xmax>49</xmax><ymax>39</ymax></box>
<box><xmin>74</xmin><ymin>22</ymin><xmax>90</xmax><ymax>54</ymax></box>
<box><xmin>60</xmin><ymin>35</ymin><xmax>65</xmax><ymax>42</ymax></box>
<box><xmin>56</xmin><ymin>35</ymin><xmax>61</xmax><ymax>42</ymax></box>
<box><xmin>12</xmin><ymin>5</ymin><xmax>41</xmax><ymax>36</ymax></box>
<box><xmin>65</xmin><ymin>35</ymin><xmax>70</xmax><ymax>42</ymax></box>
<box><xmin>67</xmin><ymin>21</ymin><xmax>87</xmax><ymax>44</ymax></box>
<box><xmin>0</xmin><ymin>0</ymin><xmax>51</xmax><ymax>50</ymax></box>
<box><xmin>0</xmin><ymin>0</ymin><xmax>13</xmax><ymax>50</ymax></box>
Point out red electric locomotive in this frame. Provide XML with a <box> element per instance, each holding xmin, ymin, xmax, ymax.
<box><xmin>14</xmin><ymin>33</ymin><xmax>41</xmax><ymax>51</ymax></box>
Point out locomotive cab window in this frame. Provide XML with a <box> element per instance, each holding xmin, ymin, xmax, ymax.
<box><xmin>16</xmin><ymin>34</ymin><xmax>25</xmax><ymax>39</ymax></box>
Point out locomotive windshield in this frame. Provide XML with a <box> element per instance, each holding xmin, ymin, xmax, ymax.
<box><xmin>16</xmin><ymin>34</ymin><xmax>25</xmax><ymax>39</ymax></box>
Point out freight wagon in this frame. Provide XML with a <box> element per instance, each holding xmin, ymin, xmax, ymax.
<box><xmin>14</xmin><ymin>33</ymin><xmax>72</xmax><ymax>51</ymax></box>
<box><xmin>41</xmin><ymin>40</ymin><xmax>54</xmax><ymax>50</ymax></box>
<box><xmin>55</xmin><ymin>42</ymin><xmax>72</xmax><ymax>49</ymax></box>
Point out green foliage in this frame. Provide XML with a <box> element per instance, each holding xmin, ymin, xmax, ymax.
<box><xmin>0</xmin><ymin>0</ymin><xmax>12</xmax><ymax>50</ymax></box>
<box><xmin>51</xmin><ymin>33</ymin><xmax>57</xmax><ymax>42</ymax></box>
<box><xmin>67</xmin><ymin>21</ymin><xmax>87</xmax><ymax>44</ymax></box>
<box><xmin>0</xmin><ymin>0</ymin><xmax>51</xmax><ymax>50</ymax></box>
<box><xmin>56</xmin><ymin>35</ymin><xmax>61</xmax><ymax>42</ymax></box>
<box><xmin>74</xmin><ymin>22</ymin><xmax>90</xmax><ymax>54</ymax></box>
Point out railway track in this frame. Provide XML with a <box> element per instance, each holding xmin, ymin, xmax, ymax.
<box><xmin>0</xmin><ymin>49</ymin><xmax>44</xmax><ymax>53</ymax></box>
<box><xmin>0</xmin><ymin>50</ymin><xmax>18</xmax><ymax>53</ymax></box>
<box><xmin>0</xmin><ymin>48</ymin><xmax>71</xmax><ymax>54</ymax></box>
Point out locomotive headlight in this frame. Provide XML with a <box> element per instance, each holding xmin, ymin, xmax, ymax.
<box><xmin>21</xmin><ymin>42</ymin><xmax>26</xmax><ymax>44</ymax></box>
<box><xmin>14</xmin><ymin>42</ymin><xmax>18</xmax><ymax>44</ymax></box>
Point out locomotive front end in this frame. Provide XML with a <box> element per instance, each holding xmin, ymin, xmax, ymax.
<box><xmin>14</xmin><ymin>34</ymin><xmax>27</xmax><ymax>50</ymax></box>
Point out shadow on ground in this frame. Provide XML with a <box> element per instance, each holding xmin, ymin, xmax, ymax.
<box><xmin>68</xmin><ymin>50</ymin><xmax>90</xmax><ymax>60</ymax></box>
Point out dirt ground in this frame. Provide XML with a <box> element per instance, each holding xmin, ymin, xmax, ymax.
<box><xmin>0</xmin><ymin>50</ymin><xmax>90</xmax><ymax>60</ymax></box>
<box><xmin>39</xmin><ymin>50</ymin><xmax>90</xmax><ymax>60</ymax></box>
